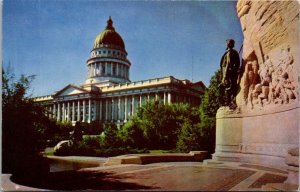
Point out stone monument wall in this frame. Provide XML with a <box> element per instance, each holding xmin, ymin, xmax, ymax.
<box><xmin>236</xmin><ymin>0</ymin><xmax>299</xmax><ymax>109</ymax></box>
<box><xmin>213</xmin><ymin>0</ymin><xmax>299</xmax><ymax>168</ymax></box>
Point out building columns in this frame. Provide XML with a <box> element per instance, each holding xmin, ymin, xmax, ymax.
<box><xmin>53</xmin><ymin>104</ymin><xmax>56</xmax><ymax>119</ymax></box>
<box><xmin>58</xmin><ymin>103</ymin><xmax>61</xmax><ymax>121</ymax></box>
<box><xmin>168</xmin><ymin>92</ymin><xmax>172</xmax><ymax>104</ymax></box>
<box><xmin>88</xmin><ymin>99</ymin><xmax>91</xmax><ymax>123</ymax></box>
<box><xmin>77</xmin><ymin>100</ymin><xmax>80</xmax><ymax>121</ymax></box>
<box><xmin>62</xmin><ymin>103</ymin><xmax>65</xmax><ymax>121</ymax></box>
<box><xmin>110</xmin><ymin>63</ymin><xmax>113</xmax><ymax>76</ymax></box>
<box><xmin>105</xmin><ymin>63</ymin><xmax>108</xmax><ymax>75</ymax></box>
<box><xmin>111</xmin><ymin>98</ymin><xmax>114</xmax><ymax>121</ymax></box>
<box><xmin>124</xmin><ymin>96</ymin><xmax>127</xmax><ymax>122</ymax></box>
<box><xmin>139</xmin><ymin>95</ymin><xmax>142</xmax><ymax>107</ymax></box>
<box><xmin>118</xmin><ymin>97</ymin><xmax>121</xmax><ymax>121</ymax></box>
<box><xmin>132</xmin><ymin>95</ymin><xmax>135</xmax><ymax>115</ymax></box>
<box><xmin>164</xmin><ymin>92</ymin><xmax>167</xmax><ymax>104</ymax></box>
<box><xmin>116</xmin><ymin>63</ymin><xmax>119</xmax><ymax>77</ymax></box>
<box><xmin>105</xmin><ymin>99</ymin><xmax>108</xmax><ymax>121</ymax></box>
<box><xmin>83</xmin><ymin>100</ymin><xmax>86</xmax><ymax>122</ymax></box>
<box><xmin>67</xmin><ymin>102</ymin><xmax>70</xmax><ymax>121</ymax></box>
<box><xmin>72</xmin><ymin>101</ymin><xmax>75</xmax><ymax>121</ymax></box>
<box><xmin>99</xmin><ymin>99</ymin><xmax>102</xmax><ymax>121</ymax></box>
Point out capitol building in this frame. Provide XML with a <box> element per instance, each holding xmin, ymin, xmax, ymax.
<box><xmin>35</xmin><ymin>17</ymin><xmax>206</xmax><ymax>126</ymax></box>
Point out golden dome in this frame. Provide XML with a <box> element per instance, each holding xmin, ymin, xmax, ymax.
<box><xmin>93</xmin><ymin>17</ymin><xmax>125</xmax><ymax>50</ymax></box>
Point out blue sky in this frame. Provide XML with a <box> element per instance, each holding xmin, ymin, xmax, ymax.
<box><xmin>3</xmin><ymin>0</ymin><xmax>243</xmax><ymax>96</ymax></box>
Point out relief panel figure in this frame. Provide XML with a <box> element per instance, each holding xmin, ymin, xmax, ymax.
<box><xmin>242</xmin><ymin>46</ymin><xmax>297</xmax><ymax>109</ymax></box>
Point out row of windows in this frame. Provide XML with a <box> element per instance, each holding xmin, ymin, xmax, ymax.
<box><xmin>91</xmin><ymin>50</ymin><xmax>126</xmax><ymax>58</ymax></box>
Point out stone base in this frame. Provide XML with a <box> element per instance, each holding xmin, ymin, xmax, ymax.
<box><xmin>240</xmin><ymin>153</ymin><xmax>286</xmax><ymax>168</ymax></box>
<box><xmin>214</xmin><ymin>105</ymin><xmax>299</xmax><ymax>168</ymax></box>
<box><xmin>212</xmin><ymin>152</ymin><xmax>242</xmax><ymax>162</ymax></box>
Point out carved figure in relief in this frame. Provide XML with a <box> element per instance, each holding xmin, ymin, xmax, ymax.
<box><xmin>280</xmin><ymin>47</ymin><xmax>293</xmax><ymax>70</ymax></box>
<box><xmin>245</xmin><ymin>46</ymin><xmax>297</xmax><ymax>109</ymax></box>
<box><xmin>252</xmin><ymin>60</ymin><xmax>260</xmax><ymax>85</ymax></box>
<box><xmin>259</xmin><ymin>55</ymin><xmax>273</xmax><ymax>85</ymax></box>
<box><xmin>282</xmin><ymin>48</ymin><xmax>297</xmax><ymax>95</ymax></box>
<box><xmin>248</xmin><ymin>84</ymin><xmax>262</xmax><ymax>108</ymax></box>
<box><xmin>246</xmin><ymin>60</ymin><xmax>262</xmax><ymax>108</ymax></box>
<box><xmin>273</xmin><ymin>47</ymin><xmax>297</xmax><ymax>103</ymax></box>
<box><xmin>242</xmin><ymin>61</ymin><xmax>252</xmax><ymax>103</ymax></box>
<box><xmin>282</xmin><ymin>73</ymin><xmax>297</xmax><ymax>101</ymax></box>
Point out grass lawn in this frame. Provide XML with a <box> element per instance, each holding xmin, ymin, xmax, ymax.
<box><xmin>149</xmin><ymin>150</ymin><xmax>174</xmax><ymax>154</ymax></box>
<box><xmin>44</xmin><ymin>147</ymin><xmax>55</xmax><ymax>156</ymax></box>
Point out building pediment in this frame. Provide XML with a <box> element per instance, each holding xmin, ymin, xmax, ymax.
<box><xmin>54</xmin><ymin>84</ymin><xmax>89</xmax><ymax>97</ymax></box>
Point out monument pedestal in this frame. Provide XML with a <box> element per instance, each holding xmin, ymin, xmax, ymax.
<box><xmin>213</xmin><ymin>105</ymin><xmax>299</xmax><ymax>168</ymax></box>
<box><xmin>212</xmin><ymin>107</ymin><xmax>243</xmax><ymax>162</ymax></box>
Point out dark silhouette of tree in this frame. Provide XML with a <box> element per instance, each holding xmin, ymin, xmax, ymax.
<box><xmin>2</xmin><ymin>68</ymin><xmax>49</xmax><ymax>176</ymax></box>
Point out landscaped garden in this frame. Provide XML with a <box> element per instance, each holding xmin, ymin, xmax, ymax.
<box><xmin>2</xmin><ymin>67</ymin><xmax>224</xmax><ymax>176</ymax></box>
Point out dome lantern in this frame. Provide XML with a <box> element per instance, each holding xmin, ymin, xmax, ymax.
<box><xmin>106</xmin><ymin>16</ymin><xmax>114</xmax><ymax>30</ymax></box>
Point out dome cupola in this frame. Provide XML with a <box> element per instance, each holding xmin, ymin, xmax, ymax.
<box><xmin>86</xmin><ymin>17</ymin><xmax>131</xmax><ymax>85</ymax></box>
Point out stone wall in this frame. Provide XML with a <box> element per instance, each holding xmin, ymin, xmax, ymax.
<box><xmin>236</xmin><ymin>0</ymin><xmax>299</xmax><ymax>111</ymax></box>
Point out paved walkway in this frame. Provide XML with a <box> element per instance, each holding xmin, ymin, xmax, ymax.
<box><xmin>2</xmin><ymin>160</ymin><xmax>292</xmax><ymax>191</ymax></box>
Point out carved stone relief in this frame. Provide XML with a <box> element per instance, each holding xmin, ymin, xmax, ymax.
<box><xmin>242</xmin><ymin>47</ymin><xmax>298</xmax><ymax>109</ymax></box>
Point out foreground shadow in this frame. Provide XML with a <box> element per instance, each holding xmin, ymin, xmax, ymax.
<box><xmin>10</xmin><ymin>170</ymin><xmax>157</xmax><ymax>190</ymax></box>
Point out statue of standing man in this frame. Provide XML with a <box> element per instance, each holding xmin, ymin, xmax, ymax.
<box><xmin>219</xmin><ymin>39</ymin><xmax>240</xmax><ymax>109</ymax></box>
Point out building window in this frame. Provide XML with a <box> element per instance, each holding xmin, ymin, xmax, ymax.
<box><xmin>98</xmin><ymin>51</ymin><xmax>101</xmax><ymax>54</ymax></box>
<box><xmin>108</xmin><ymin>51</ymin><xmax>111</xmax><ymax>54</ymax></box>
<box><xmin>113</xmin><ymin>51</ymin><xmax>115</xmax><ymax>55</ymax></box>
<box><xmin>103</xmin><ymin>51</ymin><xmax>106</xmax><ymax>54</ymax></box>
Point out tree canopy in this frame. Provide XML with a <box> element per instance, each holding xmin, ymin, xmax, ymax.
<box><xmin>2</xmin><ymin>68</ymin><xmax>49</xmax><ymax>174</ymax></box>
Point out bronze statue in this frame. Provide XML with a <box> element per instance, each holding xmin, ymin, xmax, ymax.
<box><xmin>219</xmin><ymin>39</ymin><xmax>240</xmax><ymax>109</ymax></box>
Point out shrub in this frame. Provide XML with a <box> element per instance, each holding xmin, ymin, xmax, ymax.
<box><xmin>102</xmin><ymin>123</ymin><xmax>121</xmax><ymax>148</ymax></box>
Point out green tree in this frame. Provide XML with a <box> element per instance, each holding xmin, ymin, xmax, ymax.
<box><xmin>119</xmin><ymin>117</ymin><xmax>145</xmax><ymax>148</ymax></box>
<box><xmin>176</xmin><ymin>121</ymin><xmax>201</xmax><ymax>152</ymax></box>
<box><xmin>200</xmin><ymin>69</ymin><xmax>224</xmax><ymax>117</ymax></box>
<box><xmin>121</xmin><ymin>101</ymin><xmax>198</xmax><ymax>150</ymax></box>
<box><xmin>174</xmin><ymin>104</ymin><xmax>206</xmax><ymax>152</ymax></box>
<box><xmin>102</xmin><ymin>123</ymin><xmax>121</xmax><ymax>148</ymax></box>
<box><xmin>2</xmin><ymin>68</ymin><xmax>49</xmax><ymax>175</ymax></box>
